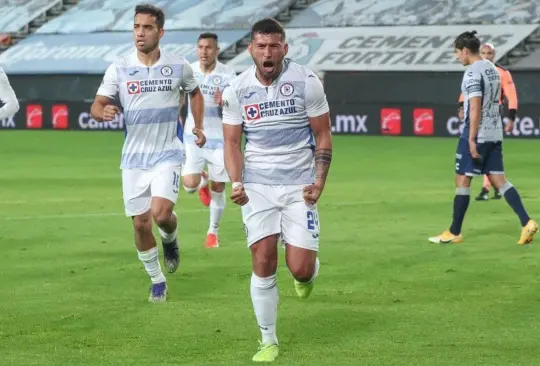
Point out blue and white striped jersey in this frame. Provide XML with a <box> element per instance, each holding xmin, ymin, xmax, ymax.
<box><xmin>183</xmin><ymin>61</ymin><xmax>237</xmax><ymax>149</ymax></box>
<box><xmin>461</xmin><ymin>59</ymin><xmax>503</xmax><ymax>143</ymax></box>
<box><xmin>97</xmin><ymin>50</ymin><xmax>198</xmax><ymax>169</ymax></box>
<box><xmin>222</xmin><ymin>59</ymin><xmax>329</xmax><ymax>185</ymax></box>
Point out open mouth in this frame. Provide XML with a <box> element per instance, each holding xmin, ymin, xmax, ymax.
<box><xmin>262</xmin><ymin>60</ymin><xmax>274</xmax><ymax>73</ymax></box>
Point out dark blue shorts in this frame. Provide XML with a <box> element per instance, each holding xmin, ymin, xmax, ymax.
<box><xmin>455</xmin><ymin>139</ymin><xmax>504</xmax><ymax>176</ymax></box>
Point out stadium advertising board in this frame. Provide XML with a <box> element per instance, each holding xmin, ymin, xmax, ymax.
<box><xmin>227</xmin><ymin>24</ymin><xmax>538</xmax><ymax>72</ymax></box>
<box><xmin>0</xmin><ymin>30</ymin><xmax>248</xmax><ymax>74</ymax></box>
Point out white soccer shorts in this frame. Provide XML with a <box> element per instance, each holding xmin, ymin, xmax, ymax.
<box><xmin>122</xmin><ymin>164</ymin><xmax>181</xmax><ymax>217</ymax></box>
<box><xmin>181</xmin><ymin>143</ymin><xmax>229</xmax><ymax>182</ymax></box>
<box><xmin>241</xmin><ymin>183</ymin><xmax>320</xmax><ymax>251</ymax></box>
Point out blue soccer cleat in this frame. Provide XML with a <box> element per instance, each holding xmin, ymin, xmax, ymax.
<box><xmin>149</xmin><ymin>282</ymin><xmax>167</xmax><ymax>303</ymax></box>
<box><xmin>162</xmin><ymin>238</ymin><xmax>179</xmax><ymax>273</ymax></box>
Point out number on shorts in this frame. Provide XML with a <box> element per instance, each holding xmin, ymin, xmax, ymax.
<box><xmin>172</xmin><ymin>171</ymin><xmax>180</xmax><ymax>189</ymax></box>
<box><xmin>307</xmin><ymin>210</ymin><xmax>319</xmax><ymax>231</ymax></box>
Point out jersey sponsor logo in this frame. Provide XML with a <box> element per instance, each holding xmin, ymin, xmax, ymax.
<box><xmin>243</xmin><ymin>91</ymin><xmax>257</xmax><ymax>100</ymax></box>
<box><xmin>380</xmin><ymin>108</ymin><xmax>401</xmax><ymax>135</ymax></box>
<box><xmin>52</xmin><ymin>104</ymin><xmax>69</xmax><ymax>129</ymax></box>
<box><xmin>413</xmin><ymin>108</ymin><xmax>434</xmax><ymax>136</ymax></box>
<box><xmin>26</xmin><ymin>104</ymin><xmax>43</xmax><ymax>129</ymax></box>
<box><xmin>280</xmin><ymin>83</ymin><xmax>294</xmax><ymax>97</ymax></box>
<box><xmin>212</xmin><ymin>76</ymin><xmax>222</xmax><ymax>85</ymax></box>
<box><xmin>127</xmin><ymin>81</ymin><xmax>140</xmax><ymax>94</ymax></box>
<box><xmin>244</xmin><ymin>104</ymin><xmax>260</xmax><ymax>121</ymax></box>
<box><xmin>160</xmin><ymin>65</ymin><xmax>173</xmax><ymax>76</ymax></box>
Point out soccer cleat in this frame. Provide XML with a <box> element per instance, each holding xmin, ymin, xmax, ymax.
<box><xmin>493</xmin><ymin>190</ymin><xmax>502</xmax><ymax>200</ymax></box>
<box><xmin>199</xmin><ymin>171</ymin><xmax>211</xmax><ymax>207</ymax></box>
<box><xmin>294</xmin><ymin>279</ymin><xmax>314</xmax><ymax>299</ymax></box>
<box><xmin>475</xmin><ymin>188</ymin><xmax>489</xmax><ymax>201</ymax></box>
<box><xmin>149</xmin><ymin>282</ymin><xmax>167</xmax><ymax>303</ymax></box>
<box><xmin>428</xmin><ymin>230</ymin><xmax>463</xmax><ymax>244</ymax></box>
<box><xmin>518</xmin><ymin>219</ymin><xmax>539</xmax><ymax>245</ymax></box>
<box><xmin>162</xmin><ymin>238</ymin><xmax>179</xmax><ymax>273</ymax></box>
<box><xmin>205</xmin><ymin>233</ymin><xmax>219</xmax><ymax>248</ymax></box>
<box><xmin>252</xmin><ymin>342</ymin><xmax>279</xmax><ymax>362</ymax></box>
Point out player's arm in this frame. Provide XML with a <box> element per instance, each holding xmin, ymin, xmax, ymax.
<box><xmin>178</xmin><ymin>89</ymin><xmax>188</xmax><ymax>126</ymax></box>
<box><xmin>465</xmin><ymin>71</ymin><xmax>483</xmax><ymax>158</ymax></box>
<box><xmin>180</xmin><ymin>60</ymin><xmax>205</xmax><ymax>147</ymax></box>
<box><xmin>458</xmin><ymin>92</ymin><xmax>465</xmax><ymax>121</ymax></box>
<box><xmin>305</xmin><ymin>73</ymin><xmax>332</xmax><ymax>204</ymax></box>
<box><xmin>0</xmin><ymin>68</ymin><xmax>19</xmax><ymax>120</ymax></box>
<box><xmin>502</xmin><ymin>69</ymin><xmax>518</xmax><ymax>121</ymax></box>
<box><xmin>222</xmin><ymin>86</ymin><xmax>248</xmax><ymax>205</ymax></box>
<box><xmin>91</xmin><ymin>64</ymin><xmax>120</xmax><ymax>121</ymax></box>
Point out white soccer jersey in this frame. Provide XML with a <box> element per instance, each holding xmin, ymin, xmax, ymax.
<box><xmin>461</xmin><ymin>59</ymin><xmax>503</xmax><ymax>143</ymax></box>
<box><xmin>222</xmin><ymin>59</ymin><xmax>329</xmax><ymax>185</ymax></box>
<box><xmin>183</xmin><ymin>61</ymin><xmax>237</xmax><ymax>149</ymax></box>
<box><xmin>97</xmin><ymin>50</ymin><xmax>198</xmax><ymax>170</ymax></box>
<box><xmin>0</xmin><ymin>67</ymin><xmax>19</xmax><ymax>120</ymax></box>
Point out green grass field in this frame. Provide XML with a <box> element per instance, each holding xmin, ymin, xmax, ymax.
<box><xmin>1</xmin><ymin>132</ymin><xmax>540</xmax><ymax>365</ymax></box>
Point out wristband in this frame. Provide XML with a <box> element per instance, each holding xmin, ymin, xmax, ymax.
<box><xmin>232</xmin><ymin>182</ymin><xmax>243</xmax><ymax>190</ymax></box>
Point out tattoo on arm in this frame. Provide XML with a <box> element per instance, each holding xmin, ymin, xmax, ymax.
<box><xmin>315</xmin><ymin>149</ymin><xmax>332</xmax><ymax>181</ymax></box>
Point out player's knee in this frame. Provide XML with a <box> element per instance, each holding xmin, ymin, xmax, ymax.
<box><xmin>132</xmin><ymin>215</ymin><xmax>152</xmax><ymax>234</ymax></box>
<box><xmin>183</xmin><ymin>185</ymin><xmax>198</xmax><ymax>193</ymax></box>
<box><xmin>289</xmin><ymin>263</ymin><xmax>314</xmax><ymax>283</ymax></box>
<box><xmin>183</xmin><ymin>175</ymin><xmax>200</xmax><ymax>193</ymax></box>
<box><xmin>252</xmin><ymin>252</ymin><xmax>278</xmax><ymax>276</ymax></box>
<box><xmin>211</xmin><ymin>181</ymin><xmax>225</xmax><ymax>193</ymax></box>
<box><xmin>153</xmin><ymin>211</ymin><xmax>172</xmax><ymax>228</ymax></box>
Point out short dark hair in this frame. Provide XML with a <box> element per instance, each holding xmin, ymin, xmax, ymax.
<box><xmin>251</xmin><ymin>18</ymin><xmax>285</xmax><ymax>41</ymax></box>
<box><xmin>134</xmin><ymin>4</ymin><xmax>165</xmax><ymax>29</ymax></box>
<box><xmin>454</xmin><ymin>30</ymin><xmax>481</xmax><ymax>53</ymax></box>
<box><xmin>198</xmin><ymin>32</ymin><xmax>218</xmax><ymax>43</ymax></box>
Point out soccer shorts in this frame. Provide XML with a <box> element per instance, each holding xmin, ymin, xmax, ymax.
<box><xmin>241</xmin><ymin>183</ymin><xmax>320</xmax><ymax>251</ymax></box>
<box><xmin>455</xmin><ymin>139</ymin><xmax>504</xmax><ymax>176</ymax></box>
<box><xmin>122</xmin><ymin>164</ymin><xmax>181</xmax><ymax>217</ymax></box>
<box><xmin>181</xmin><ymin>143</ymin><xmax>229</xmax><ymax>182</ymax></box>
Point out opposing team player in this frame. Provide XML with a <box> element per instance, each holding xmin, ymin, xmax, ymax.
<box><xmin>222</xmin><ymin>18</ymin><xmax>332</xmax><ymax>362</ymax></box>
<box><xmin>0</xmin><ymin>66</ymin><xmax>19</xmax><ymax>119</ymax></box>
<box><xmin>90</xmin><ymin>4</ymin><xmax>205</xmax><ymax>302</ymax></box>
<box><xmin>182</xmin><ymin>32</ymin><xmax>237</xmax><ymax>248</ymax></box>
<box><xmin>458</xmin><ymin>42</ymin><xmax>518</xmax><ymax>201</ymax></box>
<box><xmin>429</xmin><ymin>31</ymin><xmax>537</xmax><ymax>245</ymax></box>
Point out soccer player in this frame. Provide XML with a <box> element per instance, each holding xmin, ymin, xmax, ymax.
<box><xmin>90</xmin><ymin>4</ymin><xmax>205</xmax><ymax>302</ymax></box>
<box><xmin>429</xmin><ymin>31</ymin><xmax>537</xmax><ymax>246</ymax></box>
<box><xmin>458</xmin><ymin>42</ymin><xmax>518</xmax><ymax>201</ymax></box>
<box><xmin>221</xmin><ymin>18</ymin><xmax>332</xmax><ymax>362</ymax></box>
<box><xmin>181</xmin><ymin>32</ymin><xmax>237</xmax><ymax>248</ymax></box>
<box><xmin>0</xmin><ymin>67</ymin><xmax>19</xmax><ymax>119</ymax></box>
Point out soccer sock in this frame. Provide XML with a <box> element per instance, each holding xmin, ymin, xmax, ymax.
<box><xmin>158</xmin><ymin>211</ymin><xmax>177</xmax><ymax>244</ymax></box>
<box><xmin>250</xmin><ymin>273</ymin><xmax>279</xmax><ymax>345</ymax></box>
<box><xmin>449</xmin><ymin>187</ymin><xmax>471</xmax><ymax>235</ymax></box>
<box><xmin>500</xmin><ymin>181</ymin><xmax>530</xmax><ymax>226</ymax></box>
<box><xmin>299</xmin><ymin>257</ymin><xmax>320</xmax><ymax>284</ymax></box>
<box><xmin>199</xmin><ymin>172</ymin><xmax>208</xmax><ymax>190</ymax></box>
<box><xmin>483</xmin><ymin>175</ymin><xmax>491</xmax><ymax>190</ymax></box>
<box><xmin>208</xmin><ymin>190</ymin><xmax>225</xmax><ymax>235</ymax></box>
<box><xmin>138</xmin><ymin>247</ymin><xmax>166</xmax><ymax>284</ymax></box>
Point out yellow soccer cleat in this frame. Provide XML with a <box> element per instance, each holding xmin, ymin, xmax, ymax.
<box><xmin>252</xmin><ymin>342</ymin><xmax>279</xmax><ymax>362</ymax></box>
<box><xmin>428</xmin><ymin>230</ymin><xmax>463</xmax><ymax>244</ymax></box>
<box><xmin>294</xmin><ymin>279</ymin><xmax>314</xmax><ymax>299</ymax></box>
<box><xmin>518</xmin><ymin>219</ymin><xmax>539</xmax><ymax>245</ymax></box>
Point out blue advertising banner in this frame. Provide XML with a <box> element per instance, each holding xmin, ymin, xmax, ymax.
<box><xmin>0</xmin><ymin>30</ymin><xmax>248</xmax><ymax>75</ymax></box>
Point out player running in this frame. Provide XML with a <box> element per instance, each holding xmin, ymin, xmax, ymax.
<box><xmin>181</xmin><ymin>32</ymin><xmax>237</xmax><ymax>248</ymax></box>
<box><xmin>458</xmin><ymin>42</ymin><xmax>518</xmax><ymax>201</ymax></box>
<box><xmin>0</xmin><ymin>66</ymin><xmax>19</xmax><ymax>120</ymax></box>
<box><xmin>222</xmin><ymin>18</ymin><xmax>332</xmax><ymax>362</ymax></box>
<box><xmin>429</xmin><ymin>31</ymin><xmax>537</xmax><ymax>246</ymax></box>
<box><xmin>90</xmin><ymin>4</ymin><xmax>205</xmax><ymax>302</ymax></box>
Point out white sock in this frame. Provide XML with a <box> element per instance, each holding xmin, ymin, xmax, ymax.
<box><xmin>158</xmin><ymin>211</ymin><xmax>177</xmax><ymax>244</ymax></box>
<box><xmin>208</xmin><ymin>190</ymin><xmax>225</xmax><ymax>235</ymax></box>
<box><xmin>199</xmin><ymin>172</ymin><xmax>208</xmax><ymax>190</ymax></box>
<box><xmin>138</xmin><ymin>247</ymin><xmax>166</xmax><ymax>284</ymax></box>
<box><xmin>309</xmin><ymin>257</ymin><xmax>320</xmax><ymax>283</ymax></box>
<box><xmin>250</xmin><ymin>273</ymin><xmax>279</xmax><ymax>345</ymax></box>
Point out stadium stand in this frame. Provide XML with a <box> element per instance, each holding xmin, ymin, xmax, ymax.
<box><xmin>37</xmin><ymin>0</ymin><xmax>298</xmax><ymax>33</ymax></box>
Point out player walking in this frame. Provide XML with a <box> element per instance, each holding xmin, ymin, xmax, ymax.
<box><xmin>90</xmin><ymin>4</ymin><xmax>205</xmax><ymax>302</ymax></box>
<box><xmin>222</xmin><ymin>18</ymin><xmax>332</xmax><ymax>362</ymax></box>
<box><xmin>181</xmin><ymin>32</ymin><xmax>237</xmax><ymax>248</ymax></box>
<box><xmin>429</xmin><ymin>31</ymin><xmax>537</xmax><ymax>246</ymax></box>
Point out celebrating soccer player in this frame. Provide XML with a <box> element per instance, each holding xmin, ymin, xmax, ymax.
<box><xmin>181</xmin><ymin>32</ymin><xmax>237</xmax><ymax>248</ymax></box>
<box><xmin>429</xmin><ymin>31</ymin><xmax>537</xmax><ymax>246</ymax></box>
<box><xmin>90</xmin><ymin>4</ymin><xmax>205</xmax><ymax>303</ymax></box>
<box><xmin>222</xmin><ymin>18</ymin><xmax>332</xmax><ymax>362</ymax></box>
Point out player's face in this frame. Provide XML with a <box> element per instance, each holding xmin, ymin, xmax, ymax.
<box><xmin>249</xmin><ymin>33</ymin><xmax>288</xmax><ymax>80</ymax></box>
<box><xmin>197</xmin><ymin>38</ymin><xmax>219</xmax><ymax>68</ymax></box>
<box><xmin>454</xmin><ymin>48</ymin><xmax>470</xmax><ymax>66</ymax></box>
<box><xmin>133</xmin><ymin>13</ymin><xmax>164</xmax><ymax>54</ymax></box>
<box><xmin>480</xmin><ymin>46</ymin><xmax>495</xmax><ymax>61</ymax></box>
